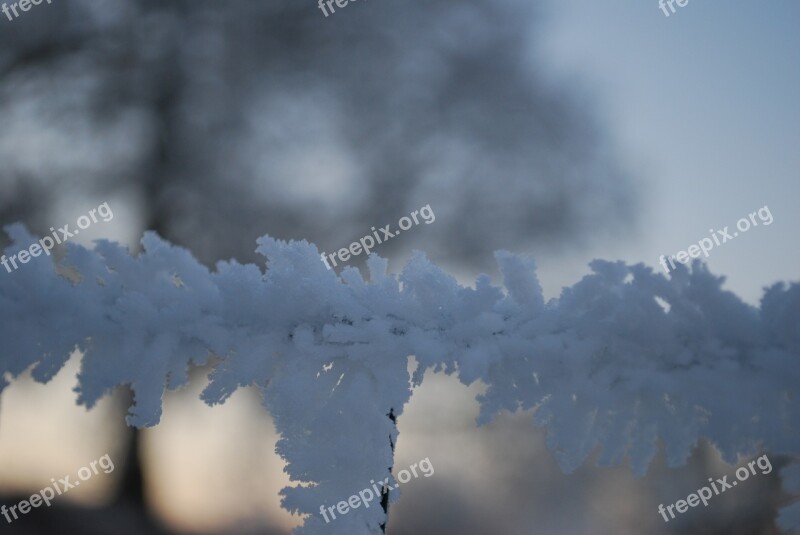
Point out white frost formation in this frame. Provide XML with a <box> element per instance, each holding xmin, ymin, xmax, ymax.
<box><xmin>1</xmin><ymin>225</ymin><xmax>798</xmax><ymax>533</ymax></box>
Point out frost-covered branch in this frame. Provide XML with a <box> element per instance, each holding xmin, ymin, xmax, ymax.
<box><xmin>1</xmin><ymin>224</ymin><xmax>798</xmax><ymax>533</ymax></box>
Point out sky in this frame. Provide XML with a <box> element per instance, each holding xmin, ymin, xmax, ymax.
<box><xmin>532</xmin><ymin>0</ymin><xmax>800</xmax><ymax>304</ymax></box>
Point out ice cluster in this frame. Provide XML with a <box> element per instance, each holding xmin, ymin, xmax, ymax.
<box><xmin>1</xmin><ymin>225</ymin><xmax>798</xmax><ymax>533</ymax></box>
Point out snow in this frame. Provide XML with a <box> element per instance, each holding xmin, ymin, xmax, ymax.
<box><xmin>2</xmin><ymin>226</ymin><xmax>798</xmax><ymax>532</ymax></box>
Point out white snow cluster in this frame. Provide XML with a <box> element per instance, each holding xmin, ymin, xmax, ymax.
<box><xmin>1</xmin><ymin>225</ymin><xmax>798</xmax><ymax>533</ymax></box>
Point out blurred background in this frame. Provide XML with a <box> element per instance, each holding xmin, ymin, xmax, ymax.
<box><xmin>0</xmin><ymin>0</ymin><xmax>798</xmax><ymax>533</ymax></box>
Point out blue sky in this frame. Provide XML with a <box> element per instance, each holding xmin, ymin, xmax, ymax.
<box><xmin>532</xmin><ymin>0</ymin><xmax>800</xmax><ymax>304</ymax></box>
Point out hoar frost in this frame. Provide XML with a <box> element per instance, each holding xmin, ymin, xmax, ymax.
<box><xmin>1</xmin><ymin>225</ymin><xmax>798</xmax><ymax>533</ymax></box>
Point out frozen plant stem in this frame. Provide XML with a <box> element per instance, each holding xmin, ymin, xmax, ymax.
<box><xmin>1</xmin><ymin>230</ymin><xmax>798</xmax><ymax>533</ymax></box>
<box><xmin>380</xmin><ymin>407</ymin><xmax>397</xmax><ymax>533</ymax></box>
